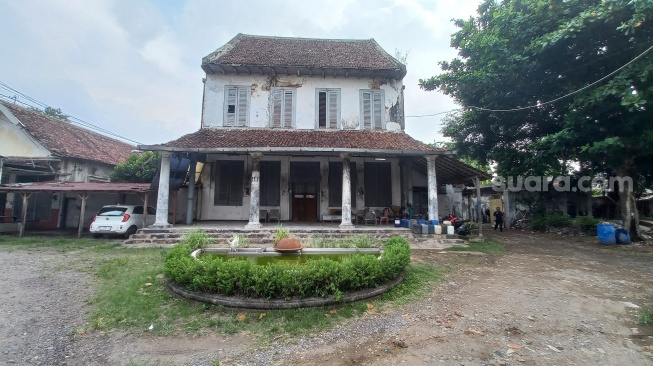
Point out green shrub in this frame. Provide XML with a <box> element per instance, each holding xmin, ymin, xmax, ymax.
<box><xmin>164</xmin><ymin>236</ymin><xmax>411</xmax><ymax>300</ymax></box>
<box><xmin>529</xmin><ymin>214</ymin><xmax>572</xmax><ymax>231</ymax></box>
<box><xmin>530</xmin><ymin>215</ymin><xmax>548</xmax><ymax>232</ymax></box>
<box><xmin>181</xmin><ymin>229</ymin><xmax>212</xmax><ymax>249</ymax></box>
<box><xmin>575</xmin><ymin>216</ymin><xmax>600</xmax><ymax>234</ymax></box>
<box><xmin>545</xmin><ymin>214</ymin><xmax>572</xmax><ymax>227</ymax></box>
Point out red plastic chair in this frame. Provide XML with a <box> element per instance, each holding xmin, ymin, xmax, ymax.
<box><xmin>379</xmin><ymin>208</ymin><xmax>390</xmax><ymax>224</ymax></box>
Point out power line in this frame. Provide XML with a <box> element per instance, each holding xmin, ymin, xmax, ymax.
<box><xmin>0</xmin><ymin>81</ymin><xmax>142</xmax><ymax>144</ymax></box>
<box><xmin>407</xmin><ymin>43</ymin><xmax>653</xmax><ymax>117</ymax></box>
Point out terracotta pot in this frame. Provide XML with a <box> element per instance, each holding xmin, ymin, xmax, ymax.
<box><xmin>274</xmin><ymin>238</ymin><xmax>303</xmax><ymax>252</ymax></box>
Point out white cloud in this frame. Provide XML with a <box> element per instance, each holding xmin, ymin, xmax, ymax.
<box><xmin>0</xmin><ymin>0</ymin><xmax>482</xmax><ymax>145</ymax></box>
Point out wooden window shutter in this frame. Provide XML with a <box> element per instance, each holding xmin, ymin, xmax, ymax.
<box><xmin>215</xmin><ymin>163</ymin><xmax>230</xmax><ymax>205</ymax></box>
<box><xmin>373</xmin><ymin>92</ymin><xmax>383</xmax><ymax>130</ymax></box>
<box><xmin>237</xmin><ymin>87</ymin><xmax>248</xmax><ymax>126</ymax></box>
<box><xmin>225</xmin><ymin>88</ymin><xmax>237</xmax><ymax>127</ymax></box>
<box><xmin>362</xmin><ymin>92</ymin><xmax>372</xmax><ymax>129</ymax></box>
<box><xmin>271</xmin><ymin>89</ymin><xmax>282</xmax><ymax>128</ymax></box>
<box><xmin>283</xmin><ymin>90</ymin><xmax>293</xmax><ymax>128</ymax></box>
<box><xmin>260</xmin><ymin>161</ymin><xmax>281</xmax><ymax>206</ymax></box>
<box><xmin>328</xmin><ymin>90</ymin><xmax>338</xmax><ymax>129</ymax></box>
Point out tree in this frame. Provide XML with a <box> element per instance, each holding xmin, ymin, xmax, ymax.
<box><xmin>109</xmin><ymin>152</ymin><xmax>160</xmax><ymax>183</ymax></box>
<box><xmin>30</xmin><ymin>106</ymin><xmax>69</xmax><ymax>120</ymax></box>
<box><xmin>420</xmin><ymin>0</ymin><xmax>653</xmax><ymax>235</ymax></box>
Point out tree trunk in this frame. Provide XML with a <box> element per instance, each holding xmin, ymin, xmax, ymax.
<box><xmin>617</xmin><ymin>168</ymin><xmax>633</xmax><ymax>236</ymax></box>
<box><xmin>631</xmin><ymin>194</ymin><xmax>640</xmax><ymax>240</ymax></box>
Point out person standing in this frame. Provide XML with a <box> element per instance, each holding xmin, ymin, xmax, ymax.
<box><xmin>493</xmin><ymin>207</ymin><xmax>504</xmax><ymax>232</ymax></box>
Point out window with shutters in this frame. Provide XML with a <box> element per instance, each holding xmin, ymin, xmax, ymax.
<box><xmin>360</xmin><ymin>90</ymin><xmax>384</xmax><ymax>130</ymax></box>
<box><xmin>328</xmin><ymin>162</ymin><xmax>357</xmax><ymax>207</ymax></box>
<box><xmin>316</xmin><ymin>89</ymin><xmax>340</xmax><ymax>129</ymax></box>
<box><xmin>270</xmin><ymin>88</ymin><xmax>295</xmax><ymax>128</ymax></box>
<box><xmin>214</xmin><ymin>161</ymin><xmax>244</xmax><ymax>206</ymax></box>
<box><xmin>223</xmin><ymin>86</ymin><xmax>249</xmax><ymax>127</ymax></box>
<box><xmin>260</xmin><ymin>161</ymin><xmax>281</xmax><ymax>206</ymax></box>
<box><xmin>364</xmin><ymin>162</ymin><xmax>392</xmax><ymax>207</ymax></box>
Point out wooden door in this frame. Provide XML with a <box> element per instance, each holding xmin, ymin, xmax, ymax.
<box><xmin>291</xmin><ymin>182</ymin><xmax>318</xmax><ymax>222</ymax></box>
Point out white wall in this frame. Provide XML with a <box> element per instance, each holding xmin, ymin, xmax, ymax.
<box><xmin>202</xmin><ymin>74</ymin><xmax>404</xmax><ymax>130</ymax></box>
<box><xmin>0</xmin><ymin>114</ymin><xmax>51</xmax><ymax>158</ymax></box>
<box><xmin>198</xmin><ymin>154</ymin><xmax>403</xmax><ymax>221</ymax></box>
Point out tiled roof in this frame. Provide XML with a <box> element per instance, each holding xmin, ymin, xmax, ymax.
<box><xmin>0</xmin><ymin>181</ymin><xmax>152</xmax><ymax>193</ymax></box>
<box><xmin>202</xmin><ymin>34</ymin><xmax>406</xmax><ymax>78</ymax></box>
<box><xmin>154</xmin><ymin>128</ymin><xmax>442</xmax><ymax>153</ymax></box>
<box><xmin>1</xmin><ymin>102</ymin><xmax>134</xmax><ymax>166</ymax></box>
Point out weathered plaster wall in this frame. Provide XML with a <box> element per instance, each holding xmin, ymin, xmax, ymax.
<box><xmin>198</xmin><ymin>154</ymin><xmax>404</xmax><ymax>221</ymax></box>
<box><xmin>57</xmin><ymin>159</ymin><xmax>114</xmax><ymax>183</ymax></box>
<box><xmin>0</xmin><ymin>115</ymin><xmax>51</xmax><ymax>158</ymax></box>
<box><xmin>202</xmin><ymin>74</ymin><xmax>404</xmax><ymax>130</ymax></box>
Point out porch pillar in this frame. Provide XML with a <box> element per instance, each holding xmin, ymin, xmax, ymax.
<box><xmin>186</xmin><ymin>155</ymin><xmax>196</xmax><ymax>225</ymax></box>
<box><xmin>339</xmin><ymin>153</ymin><xmax>355</xmax><ymax>230</ymax></box>
<box><xmin>18</xmin><ymin>192</ymin><xmax>31</xmax><ymax>238</ymax></box>
<box><xmin>245</xmin><ymin>152</ymin><xmax>263</xmax><ymax>230</ymax></box>
<box><xmin>77</xmin><ymin>193</ymin><xmax>90</xmax><ymax>238</ymax></box>
<box><xmin>426</xmin><ymin>155</ymin><xmax>439</xmax><ymax>222</ymax></box>
<box><xmin>151</xmin><ymin>152</ymin><xmax>172</xmax><ymax>228</ymax></box>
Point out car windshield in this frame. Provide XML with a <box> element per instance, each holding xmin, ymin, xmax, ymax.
<box><xmin>97</xmin><ymin>207</ymin><xmax>128</xmax><ymax>216</ymax></box>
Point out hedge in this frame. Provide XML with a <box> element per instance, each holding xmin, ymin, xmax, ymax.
<box><xmin>164</xmin><ymin>236</ymin><xmax>411</xmax><ymax>300</ymax></box>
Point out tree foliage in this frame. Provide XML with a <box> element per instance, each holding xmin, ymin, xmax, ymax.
<box><xmin>420</xmin><ymin>0</ymin><xmax>653</xmax><ymax>231</ymax></box>
<box><xmin>30</xmin><ymin>106</ymin><xmax>69</xmax><ymax>120</ymax></box>
<box><xmin>109</xmin><ymin>152</ymin><xmax>160</xmax><ymax>183</ymax></box>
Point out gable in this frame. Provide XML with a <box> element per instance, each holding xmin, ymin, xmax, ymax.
<box><xmin>0</xmin><ymin>101</ymin><xmax>134</xmax><ymax>166</ymax></box>
<box><xmin>0</xmin><ymin>104</ymin><xmax>51</xmax><ymax>158</ymax></box>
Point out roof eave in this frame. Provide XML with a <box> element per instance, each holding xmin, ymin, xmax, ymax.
<box><xmin>137</xmin><ymin>145</ymin><xmax>451</xmax><ymax>157</ymax></box>
<box><xmin>202</xmin><ymin>63</ymin><xmax>406</xmax><ymax>80</ymax></box>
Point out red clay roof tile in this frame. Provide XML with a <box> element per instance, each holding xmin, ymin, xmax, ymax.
<box><xmin>157</xmin><ymin>128</ymin><xmax>441</xmax><ymax>153</ymax></box>
<box><xmin>1</xmin><ymin>102</ymin><xmax>134</xmax><ymax>166</ymax></box>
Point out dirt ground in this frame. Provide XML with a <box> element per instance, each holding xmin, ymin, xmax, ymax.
<box><xmin>1</xmin><ymin>230</ymin><xmax>653</xmax><ymax>366</ymax></box>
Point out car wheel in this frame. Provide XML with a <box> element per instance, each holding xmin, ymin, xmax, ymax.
<box><xmin>124</xmin><ymin>225</ymin><xmax>138</xmax><ymax>239</ymax></box>
<box><xmin>91</xmin><ymin>233</ymin><xmax>102</xmax><ymax>239</ymax></box>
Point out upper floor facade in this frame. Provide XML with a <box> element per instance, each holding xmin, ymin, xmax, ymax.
<box><xmin>200</xmin><ymin>34</ymin><xmax>406</xmax><ymax>132</ymax></box>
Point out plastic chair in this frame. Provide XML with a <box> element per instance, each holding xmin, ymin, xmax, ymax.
<box><xmin>268</xmin><ymin>208</ymin><xmax>280</xmax><ymax>223</ymax></box>
<box><xmin>259</xmin><ymin>209</ymin><xmax>268</xmax><ymax>223</ymax></box>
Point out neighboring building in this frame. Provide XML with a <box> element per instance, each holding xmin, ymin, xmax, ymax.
<box><xmin>140</xmin><ymin>34</ymin><xmax>490</xmax><ymax>229</ymax></box>
<box><xmin>0</xmin><ymin>101</ymin><xmax>134</xmax><ymax>229</ymax></box>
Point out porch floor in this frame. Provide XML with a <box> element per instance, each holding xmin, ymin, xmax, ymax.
<box><xmin>159</xmin><ymin>220</ymin><xmax>409</xmax><ymax>232</ymax></box>
<box><xmin>129</xmin><ymin>220</ymin><xmax>467</xmax><ymax>250</ymax></box>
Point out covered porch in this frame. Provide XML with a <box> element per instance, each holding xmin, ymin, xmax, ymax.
<box><xmin>139</xmin><ymin>129</ymin><xmax>491</xmax><ymax>231</ymax></box>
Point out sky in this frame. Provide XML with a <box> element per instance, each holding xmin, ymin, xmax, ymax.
<box><xmin>0</xmin><ymin>0</ymin><xmax>481</xmax><ymax>146</ymax></box>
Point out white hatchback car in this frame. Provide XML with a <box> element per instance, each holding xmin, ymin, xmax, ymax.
<box><xmin>89</xmin><ymin>205</ymin><xmax>156</xmax><ymax>238</ymax></box>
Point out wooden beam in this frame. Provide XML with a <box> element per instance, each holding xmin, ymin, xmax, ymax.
<box><xmin>19</xmin><ymin>193</ymin><xmax>31</xmax><ymax>237</ymax></box>
<box><xmin>77</xmin><ymin>193</ymin><xmax>90</xmax><ymax>239</ymax></box>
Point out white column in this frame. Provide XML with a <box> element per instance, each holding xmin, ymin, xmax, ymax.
<box><xmin>151</xmin><ymin>152</ymin><xmax>172</xmax><ymax>228</ymax></box>
<box><xmin>186</xmin><ymin>155</ymin><xmax>196</xmax><ymax>225</ymax></box>
<box><xmin>426</xmin><ymin>155</ymin><xmax>439</xmax><ymax>222</ymax></box>
<box><xmin>339</xmin><ymin>153</ymin><xmax>355</xmax><ymax>230</ymax></box>
<box><xmin>245</xmin><ymin>152</ymin><xmax>263</xmax><ymax>230</ymax></box>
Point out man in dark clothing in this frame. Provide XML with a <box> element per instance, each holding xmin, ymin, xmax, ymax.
<box><xmin>493</xmin><ymin>207</ymin><xmax>503</xmax><ymax>232</ymax></box>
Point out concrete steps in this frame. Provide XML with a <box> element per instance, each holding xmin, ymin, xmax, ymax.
<box><xmin>124</xmin><ymin>227</ymin><xmax>466</xmax><ymax>249</ymax></box>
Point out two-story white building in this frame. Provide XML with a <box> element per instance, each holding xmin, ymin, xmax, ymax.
<box><xmin>140</xmin><ymin>34</ymin><xmax>489</xmax><ymax>229</ymax></box>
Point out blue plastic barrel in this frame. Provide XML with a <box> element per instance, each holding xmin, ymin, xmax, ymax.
<box><xmin>418</xmin><ymin>219</ymin><xmax>426</xmax><ymax>225</ymax></box>
<box><xmin>597</xmin><ymin>224</ymin><xmax>616</xmax><ymax>245</ymax></box>
<box><xmin>615</xmin><ymin>228</ymin><xmax>631</xmax><ymax>244</ymax></box>
<box><xmin>430</xmin><ymin>219</ymin><xmax>439</xmax><ymax>226</ymax></box>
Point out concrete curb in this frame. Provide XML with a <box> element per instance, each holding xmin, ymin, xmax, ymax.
<box><xmin>166</xmin><ymin>273</ymin><xmax>404</xmax><ymax>310</ymax></box>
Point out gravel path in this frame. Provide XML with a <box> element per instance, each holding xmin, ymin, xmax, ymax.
<box><xmin>1</xmin><ymin>231</ymin><xmax>653</xmax><ymax>365</ymax></box>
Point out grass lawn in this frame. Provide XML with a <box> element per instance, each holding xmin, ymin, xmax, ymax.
<box><xmin>0</xmin><ymin>234</ymin><xmax>448</xmax><ymax>343</ymax></box>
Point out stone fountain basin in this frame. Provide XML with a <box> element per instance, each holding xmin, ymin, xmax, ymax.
<box><xmin>190</xmin><ymin>247</ymin><xmax>382</xmax><ymax>259</ymax></box>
